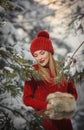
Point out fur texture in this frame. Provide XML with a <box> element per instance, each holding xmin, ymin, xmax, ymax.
<box><xmin>45</xmin><ymin>92</ymin><xmax>76</xmax><ymax>120</ymax></box>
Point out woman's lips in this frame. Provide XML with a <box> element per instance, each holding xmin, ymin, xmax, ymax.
<box><xmin>40</xmin><ymin>60</ymin><xmax>45</xmax><ymax>64</ymax></box>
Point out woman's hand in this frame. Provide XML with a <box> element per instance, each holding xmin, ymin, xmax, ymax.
<box><xmin>35</xmin><ymin>103</ymin><xmax>53</xmax><ymax>118</ymax></box>
<box><xmin>47</xmin><ymin>103</ymin><xmax>53</xmax><ymax>110</ymax></box>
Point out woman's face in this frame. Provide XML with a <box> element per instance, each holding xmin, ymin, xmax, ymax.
<box><xmin>33</xmin><ymin>50</ymin><xmax>50</xmax><ymax>67</ymax></box>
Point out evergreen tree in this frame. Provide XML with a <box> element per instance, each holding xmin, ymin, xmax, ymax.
<box><xmin>0</xmin><ymin>1</ymin><xmax>44</xmax><ymax>130</ymax></box>
<box><xmin>0</xmin><ymin>1</ymin><xmax>84</xmax><ymax>130</ymax></box>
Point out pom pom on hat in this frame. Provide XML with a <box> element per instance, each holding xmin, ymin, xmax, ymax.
<box><xmin>30</xmin><ymin>30</ymin><xmax>54</xmax><ymax>55</ymax></box>
<box><xmin>37</xmin><ymin>30</ymin><xmax>49</xmax><ymax>38</ymax></box>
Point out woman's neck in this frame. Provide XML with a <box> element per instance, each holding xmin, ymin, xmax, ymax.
<box><xmin>43</xmin><ymin>62</ymin><xmax>49</xmax><ymax>68</ymax></box>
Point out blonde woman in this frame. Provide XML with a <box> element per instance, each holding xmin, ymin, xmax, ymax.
<box><xmin>23</xmin><ymin>30</ymin><xmax>77</xmax><ymax>130</ymax></box>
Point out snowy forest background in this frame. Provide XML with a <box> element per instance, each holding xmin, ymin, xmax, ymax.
<box><xmin>0</xmin><ymin>0</ymin><xmax>84</xmax><ymax>130</ymax></box>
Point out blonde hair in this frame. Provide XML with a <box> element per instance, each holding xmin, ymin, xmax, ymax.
<box><xmin>38</xmin><ymin>53</ymin><xmax>59</xmax><ymax>83</ymax></box>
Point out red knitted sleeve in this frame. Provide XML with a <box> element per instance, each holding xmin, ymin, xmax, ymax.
<box><xmin>23</xmin><ymin>79</ymin><xmax>47</xmax><ymax>110</ymax></box>
<box><xmin>67</xmin><ymin>80</ymin><xmax>78</xmax><ymax>100</ymax></box>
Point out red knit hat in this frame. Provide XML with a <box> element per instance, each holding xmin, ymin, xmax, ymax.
<box><xmin>30</xmin><ymin>30</ymin><xmax>54</xmax><ymax>55</ymax></box>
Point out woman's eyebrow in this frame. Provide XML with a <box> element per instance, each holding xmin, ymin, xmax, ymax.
<box><xmin>40</xmin><ymin>50</ymin><xmax>44</xmax><ymax>53</ymax></box>
<box><xmin>39</xmin><ymin>51</ymin><xmax>42</xmax><ymax>54</ymax></box>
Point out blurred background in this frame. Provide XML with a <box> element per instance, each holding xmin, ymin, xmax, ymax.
<box><xmin>0</xmin><ymin>0</ymin><xmax>84</xmax><ymax>130</ymax></box>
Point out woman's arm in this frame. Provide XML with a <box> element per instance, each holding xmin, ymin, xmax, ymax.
<box><xmin>23</xmin><ymin>79</ymin><xmax>47</xmax><ymax>111</ymax></box>
<box><xmin>67</xmin><ymin>80</ymin><xmax>78</xmax><ymax>100</ymax></box>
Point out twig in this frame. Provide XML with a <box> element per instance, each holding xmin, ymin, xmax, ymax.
<box><xmin>71</xmin><ymin>41</ymin><xmax>84</xmax><ymax>59</ymax></box>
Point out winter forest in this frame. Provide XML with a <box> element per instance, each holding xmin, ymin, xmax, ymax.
<box><xmin>0</xmin><ymin>0</ymin><xmax>84</xmax><ymax>130</ymax></box>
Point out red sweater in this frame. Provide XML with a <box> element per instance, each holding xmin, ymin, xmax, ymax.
<box><xmin>23</xmin><ymin>64</ymin><xmax>77</xmax><ymax>130</ymax></box>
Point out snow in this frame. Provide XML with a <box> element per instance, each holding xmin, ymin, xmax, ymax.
<box><xmin>4</xmin><ymin>66</ymin><xmax>14</xmax><ymax>73</ymax></box>
<box><xmin>0</xmin><ymin>0</ymin><xmax>84</xmax><ymax>130</ymax></box>
<box><xmin>0</xmin><ymin>92</ymin><xmax>35</xmax><ymax>130</ymax></box>
<box><xmin>63</xmin><ymin>52</ymin><xmax>84</xmax><ymax>76</ymax></box>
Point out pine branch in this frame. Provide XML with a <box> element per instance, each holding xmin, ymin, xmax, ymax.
<box><xmin>0</xmin><ymin>0</ymin><xmax>13</xmax><ymax>9</ymax></box>
<box><xmin>0</xmin><ymin>104</ymin><xmax>30</xmax><ymax>126</ymax></box>
<box><xmin>55</xmin><ymin>41</ymin><xmax>84</xmax><ymax>83</ymax></box>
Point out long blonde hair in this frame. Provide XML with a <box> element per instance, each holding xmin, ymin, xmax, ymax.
<box><xmin>38</xmin><ymin>53</ymin><xmax>59</xmax><ymax>83</ymax></box>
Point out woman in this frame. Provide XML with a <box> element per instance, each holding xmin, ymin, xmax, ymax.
<box><xmin>23</xmin><ymin>30</ymin><xmax>77</xmax><ymax>130</ymax></box>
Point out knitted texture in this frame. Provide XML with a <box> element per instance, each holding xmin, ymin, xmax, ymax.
<box><xmin>30</xmin><ymin>30</ymin><xmax>54</xmax><ymax>55</ymax></box>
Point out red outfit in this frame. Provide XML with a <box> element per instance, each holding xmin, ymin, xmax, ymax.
<box><xmin>23</xmin><ymin>64</ymin><xmax>77</xmax><ymax>130</ymax></box>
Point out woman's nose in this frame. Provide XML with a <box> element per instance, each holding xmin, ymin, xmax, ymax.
<box><xmin>37</xmin><ymin>55</ymin><xmax>42</xmax><ymax>60</ymax></box>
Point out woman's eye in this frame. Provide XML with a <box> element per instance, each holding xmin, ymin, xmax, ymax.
<box><xmin>33</xmin><ymin>54</ymin><xmax>37</xmax><ymax>57</ymax></box>
<box><xmin>40</xmin><ymin>51</ymin><xmax>45</xmax><ymax>55</ymax></box>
